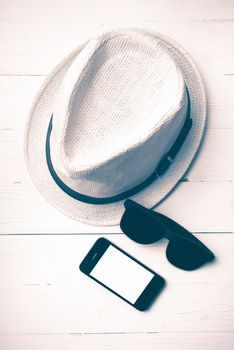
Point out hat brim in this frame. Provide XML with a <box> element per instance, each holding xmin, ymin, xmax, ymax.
<box><xmin>24</xmin><ymin>28</ymin><xmax>206</xmax><ymax>226</ymax></box>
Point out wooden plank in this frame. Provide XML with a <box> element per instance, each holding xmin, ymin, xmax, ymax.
<box><xmin>0</xmin><ymin>234</ymin><xmax>233</xmax><ymax>338</ymax></box>
<box><xmin>1</xmin><ymin>103</ymin><xmax>234</xmax><ymax>234</ymax></box>
<box><xmin>1</xmin><ymin>79</ymin><xmax>234</xmax><ymax>130</ymax></box>
<box><xmin>1</xmin><ymin>89</ymin><xmax>233</xmax><ymax>234</ymax></box>
<box><xmin>1</xmin><ymin>19</ymin><xmax>234</xmax><ymax>79</ymax></box>
<box><xmin>1</xmin><ymin>17</ymin><xmax>234</xmax><ymax>77</ymax></box>
<box><xmin>1</xmin><ymin>127</ymin><xmax>233</xmax><ymax>182</ymax></box>
<box><xmin>0</xmin><ymin>181</ymin><xmax>233</xmax><ymax>234</ymax></box>
<box><xmin>0</xmin><ymin>0</ymin><xmax>233</xmax><ymax>22</ymax></box>
<box><xmin>1</xmin><ymin>100</ymin><xmax>234</xmax><ymax>234</ymax></box>
<box><xmin>0</xmin><ymin>1</ymin><xmax>233</xmax><ymax>349</ymax></box>
<box><xmin>1</xmin><ymin>15</ymin><xmax>234</xmax><ymax>130</ymax></box>
<box><xmin>0</xmin><ymin>0</ymin><xmax>234</xmax><ymax>350</ymax></box>
<box><xmin>1</xmin><ymin>332</ymin><xmax>234</xmax><ymax>350</ymax></box>
<box><xmin>0</xmin><ymin>76</ymin><xmax>233</xmax><ymax>179</ymax></box>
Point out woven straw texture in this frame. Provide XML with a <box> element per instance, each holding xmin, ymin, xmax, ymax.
<box><xmin>24</xmin><ymin>28</ymin><xmax>206</xmax><ymax>226</ymax></box>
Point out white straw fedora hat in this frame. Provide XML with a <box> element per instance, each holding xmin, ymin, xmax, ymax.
<box><xmin>24</xmin><ymin>28</ymin><xmax>206</xmax><ymax>226</ymax></box>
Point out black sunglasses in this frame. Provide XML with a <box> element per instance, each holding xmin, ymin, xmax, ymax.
<box><xmin>120</xmin><ymin>199</ymin><xmax>215</xmax><ymax>271</ymax></box>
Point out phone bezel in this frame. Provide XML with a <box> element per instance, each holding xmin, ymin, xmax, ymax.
<box><xmin>79</xmin><ymin>237</ymin><xmax>165</xmax><ymax>311</ymax></box>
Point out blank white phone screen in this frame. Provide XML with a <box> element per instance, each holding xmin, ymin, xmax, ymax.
<box><xmin>90</xmin><ymin>245</ymin><xmax>154</xmax><ymax>304</ymax></box>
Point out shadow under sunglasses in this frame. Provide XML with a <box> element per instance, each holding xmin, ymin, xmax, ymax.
<box><xmin>120</xmin><ymin>199</ymin><xmax>215</xmax><ymax>271</ymax></box>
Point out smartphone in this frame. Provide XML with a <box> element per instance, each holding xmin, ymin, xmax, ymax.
<box><xmin>79</xmin><ymin>237</ymin><xmax>165</xmax><ymax>311</ymax></box>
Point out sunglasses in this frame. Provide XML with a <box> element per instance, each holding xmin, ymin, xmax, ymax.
<box><xmin>120</xmin><ymin>199</ymin><xmax>215</xmax><ymax>271</ymax></box>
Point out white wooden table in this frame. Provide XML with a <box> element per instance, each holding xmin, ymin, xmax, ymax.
<box><xmin>0</xmin><ymin>1</ymin><xmax>234</xmax><ymax>349</ymax></box>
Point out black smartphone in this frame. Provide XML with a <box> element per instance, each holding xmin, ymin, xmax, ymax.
<box><xmin>79</xmin><ymin>237</ymin><xmax>165</xmax><ymax>311</ymax></box>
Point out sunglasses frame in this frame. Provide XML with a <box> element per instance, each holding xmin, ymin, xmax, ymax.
<box><xmin>121</xmin><ymin>199</ymin><xmax>215</xmax><ymax>270</ymax></box>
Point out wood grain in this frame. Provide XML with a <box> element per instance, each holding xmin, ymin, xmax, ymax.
<box><xmin>0</xmin><ymin>233</ymin><xmax>233</xmax><ymax>349</ymax></box>
<box><xmin>0</xmin><ymin>235</ymin><xmax>233</xmax><ymax>339</ymax></box>
<box><xmin>0</xmin><ymin>75</ymin><xmax>233</xmax><ymax>233</ymax></box>
<box><xmin>0</xmin><ymin>181</ymin><xmax>233</xmax><ymax>234</ymax></box>
<box><xmin>0</xmin><ymin>1</ymin><xmax>234</xmax><ymax>349</ymax></box>
<box><xmin>1</xmin><ymin>332</ymin><xmax>233</xmax><ymax>350</ymax></box>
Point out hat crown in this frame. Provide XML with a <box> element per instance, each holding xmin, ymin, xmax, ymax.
<box><xmin>50</xmin><ymin>29</ymin><xmax>188</xmax><ymax>197</ymax></box>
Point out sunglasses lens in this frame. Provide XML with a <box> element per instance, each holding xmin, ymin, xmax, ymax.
<box><xmin>120</xmin><ymin>206</ymin><xmax>166</xmax><ymax>244</ymax></box>
<box><xmin>166</xmin><ymin>237</ymin><xmax>215</xmax><ymax>270</ymax></box>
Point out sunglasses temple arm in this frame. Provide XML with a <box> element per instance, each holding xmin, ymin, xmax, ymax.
<box><xmin>151</xmin><ymin>210</ymin><xmax>215</xmax><ymax>259</ymax></box>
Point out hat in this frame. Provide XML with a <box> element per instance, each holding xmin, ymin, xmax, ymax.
<box><xmin>24</xmin><ymin>28</ymin><xmax>206</xmax><ymax>226</ymax></box>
